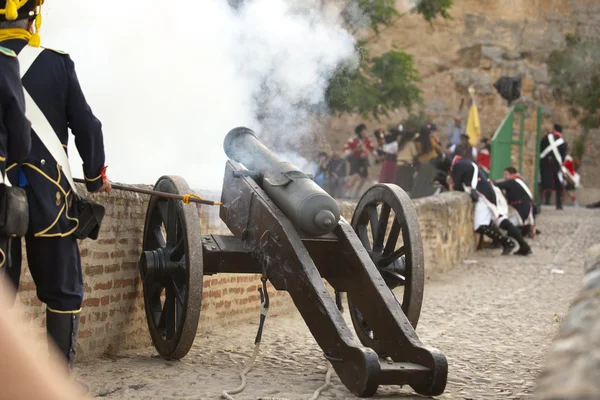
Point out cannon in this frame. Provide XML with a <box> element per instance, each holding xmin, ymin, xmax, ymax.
<box><xmin>138</xmin><ymin>127</ymin><xmax>448</xmax><ymax>397</ymax></box>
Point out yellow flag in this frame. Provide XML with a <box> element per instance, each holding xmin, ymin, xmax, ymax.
<box><xmin>466</xmin><ymin>103</ymin><xmax>481</xmax><ymax>145</ymax></box>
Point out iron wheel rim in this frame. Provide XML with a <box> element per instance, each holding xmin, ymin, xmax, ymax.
<box><xmin>348</xmin><ymin>184</ymin><xmax>424</xmax><ymax>354</ymax></box>
<box><xmin>140</xmin><ymin>176</ymin><xmax>203</xmax><ymax>360</ymax></box>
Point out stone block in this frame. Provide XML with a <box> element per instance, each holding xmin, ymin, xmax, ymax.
<box><xmin>481</xmin><ymin>45</ymin><xmax>505</xmax><ymax>64</ymax></box>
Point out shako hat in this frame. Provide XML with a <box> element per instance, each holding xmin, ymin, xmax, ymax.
<box><xmin>0</xmin><ymin>0</ymin><xmax>44</xmax><ymax>46</ymax></box>
<box><xmin>0</xmin><ymin>0</ymin><xmax>42</xmax><ymax>22</ymax></box>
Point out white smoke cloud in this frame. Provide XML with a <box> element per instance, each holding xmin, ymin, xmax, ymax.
<box><xmin>39</xmin><ymin>0</ymin><xmax>355</xmax><ymax>190</ymax></box>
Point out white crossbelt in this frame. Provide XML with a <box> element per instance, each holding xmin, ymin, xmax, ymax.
<box><xmin>17</xmin><ymin>45</ymin><xmax>79</xmax><ymax>195</ymax></box>
<box><xmin>540</xmin><ymin>134</ymin><xmax>564</xmax><ymax>164</ymax></box>
<box><xmin>514</xmin><ymin>178</ymin><xmax>533</xmax><ymax>200</ymax></box>
<box><xmin>470</xmin><ymin>162</ymin><xmax>479</xmax><ymax>190</ymax></box>
<box><xmin>0</xmin><ymin>170</ymin><xmax>10</xmax><ymax>187</ymax></box>
<box><xmin>467</xmin><ymin>161</ymin><xmax>503</xmax><ymax>219</ymax></box>
<box><xmin>462</xmin><ymin>161</ymin><xmax>479</xmax><ymax>195</ymax></box>
<box><xmin>492</xmin><ymin>184</ymin><xmax>508</xmax><ymax>217</ymax></box>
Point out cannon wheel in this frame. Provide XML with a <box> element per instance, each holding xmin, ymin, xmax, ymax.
<box><xmin>139</xmin><ymin>176</ymin><xmax>203</xmax><ymax>360</ymax></box>
<box><xmin>348</xmin><ymin>184</ymin><xmax>424</xmax><ymax>356</ymax></box>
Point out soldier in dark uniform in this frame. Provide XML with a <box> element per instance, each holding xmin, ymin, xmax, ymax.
<box><xmin>445</xmin><ymin>156</ymin><xmax>532</xmax><ymax>256</ymax></box>
<box><xmin>495</xmin><ymin>167</ymin><xmax>535</xmax><ymax>238</ymax></box>
<box><xmin>539</xmin><ymin>124</ymin><xmax>567</xmax><ymax>210</ymax></box>
<box><xmin>0</xmin><ymin>44</ymin><xmax>31</xmax><ymax>279</ymax></box>
<box><xmin>1</xmin><ymin>0</ymin><xmax>111</xmax><ymax>372</ymax></box>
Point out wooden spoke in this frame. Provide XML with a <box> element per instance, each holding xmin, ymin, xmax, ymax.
<box><xmin>383</xmin><ymin>217</ymin><xmax>401</xmax><ymax>256</ymax></box>
<box><xmin>379</xmin><ymin>246</ymin><xmax>405</xmax><ymax>268</ymax></box>
<box><xmin>373</xmin><ymin>202</ymin><xmax>391</xmax><ymax>252</ymax></box>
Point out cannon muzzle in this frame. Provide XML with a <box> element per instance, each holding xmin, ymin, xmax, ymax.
<box><xmin>224</xmin><ymin>127</ymin><xmax>340</xmax><ymax>236</ymax></box>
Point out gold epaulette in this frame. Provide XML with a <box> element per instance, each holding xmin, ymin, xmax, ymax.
<box><xmin>0</xmin><ymin>46</ymin><xmax>16</xmax><ymax>58</ymax></box>
<box><xmin>43</xmin><ymin>47</ymin><xmax>69</xmax><ymax>55</ymax></box>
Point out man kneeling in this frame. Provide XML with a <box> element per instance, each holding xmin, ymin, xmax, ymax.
<box><xmin>494</xmin><ymin>167</ymin><xmax>535</xmax><ymax>238</ymax></box>
<box><xmin>445</xmin><ymin>157</ymin><xmax>532</xmax><ymax>256</ymax></box>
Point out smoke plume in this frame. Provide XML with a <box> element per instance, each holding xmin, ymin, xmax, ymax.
<box><xmin>39</xmin><ymin>0</ymin><xmax>356</xmax><ymax>190</ymax></box>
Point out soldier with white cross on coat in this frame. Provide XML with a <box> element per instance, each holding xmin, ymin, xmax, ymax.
<box><xmin>0</xmin><ymin>0</ymin><xmax>111</xmax><ymax>375</ymax></box>
<box><xmin>539</xmin><ymin>124</ymin><xmax>567</xmax><ymax>210</ymax></box>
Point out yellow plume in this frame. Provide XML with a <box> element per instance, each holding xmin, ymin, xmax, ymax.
<box><xmin>28</xmin><ymin>7</ymin><xmax>42</xmax><ymax>47</ymax></box>
<box><xmin>5</xmin><ymin>0</ymin><xmax>18</xmax><ymax>20</ymax></box>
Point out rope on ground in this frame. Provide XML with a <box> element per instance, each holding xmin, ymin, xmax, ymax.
<box><xmin>221</xmin><ymin>277</ymin><xmax>270</xmax><ymax>400</ymax></box>
<box><xmin>221</xmin><ymin>340</ymin><xmax>263</xmax><ymax>400</ymax></box>
<box><xmin>220</xmin><ymin>274</ymin><xmax>333</xmax><ymax>400</ymax></box>
<box><xmin>308</xmin><ymin>364</ymin><xmax>333</xmax><ymax>400</ymax></box>
<box><xmin>256</xmin><ymin>362</ymin><xmax>333</xmax><ymax>400</ymax></box>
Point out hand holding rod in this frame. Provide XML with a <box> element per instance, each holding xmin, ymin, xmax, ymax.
<box><xmin>73</xmin><ymin>178</ymin><xmax>222</xmax><ymax>206</ymax></box>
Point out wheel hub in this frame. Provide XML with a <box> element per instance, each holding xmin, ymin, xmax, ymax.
<box><xmin>367</xmin><ymin>250</ymin><xmax>407</xmax><ymax>288</ymax></box>
<box><xmin>140</xmin><ymin>247</ymin><xmax>181</xmax><ymax>282</ymax></box>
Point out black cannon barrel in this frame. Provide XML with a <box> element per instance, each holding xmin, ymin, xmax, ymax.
<box><xmin>224</xmin><ymin>127</ymin><xmax>340</xmax><ymax>236</ymax></box>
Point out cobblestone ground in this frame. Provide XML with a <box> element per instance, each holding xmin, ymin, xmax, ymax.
<box><xmin>77</xmin><ymin>207</ymin><xmax>600</xmax><ymax>400</ymax></box>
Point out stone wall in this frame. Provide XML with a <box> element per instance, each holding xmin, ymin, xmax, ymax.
<box><xmin>324</xmin><ymin>0</ymin><xmax>600</xmax><ymax>189</ymax></box>
<box><xmin>13</xmin><ymin>185</ymin><xmax>474</xmax><ymax>360</ymax></box>
<box><xmin>534</xmin><ymin>244</ymin><xmax>600</xmax><ymax>398</ymax></box>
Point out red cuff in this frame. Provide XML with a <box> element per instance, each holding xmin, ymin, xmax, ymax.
<box><xmin>100</xmin><ymin>166</ymin><xmax>108</xmax><ymax>184</ymax></box>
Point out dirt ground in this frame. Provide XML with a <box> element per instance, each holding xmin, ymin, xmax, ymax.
<box><xmin>76</xmin><ymin>207</ymin><xmax>600</xmax><ymax>400</ymax></box>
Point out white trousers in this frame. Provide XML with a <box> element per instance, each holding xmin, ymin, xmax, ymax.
<box><xmin>474</xmin><ymin>199</ymin><xmax>494</xmax><ymax>230</ymax></box>
<box><xmin>507</xmin><ymin>206</ymin><xmax>534</xmax><ymax>228</ymax></box>
<box><xmin>474</xmin><ymin>195</ymin><xmax>508</xmax><ymax>231</ymax></box>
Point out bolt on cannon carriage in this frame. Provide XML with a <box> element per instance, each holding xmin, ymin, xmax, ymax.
<box><xmin>138</xmin><ymin>127</ymin><xmax>448</xmax><ymax>397</ymax></box>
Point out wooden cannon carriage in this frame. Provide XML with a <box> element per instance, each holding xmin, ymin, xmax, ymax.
<box><xmin>138</xmin><ymin>127</ymin><xmax>448</xmax><ymax>397</ymax></box>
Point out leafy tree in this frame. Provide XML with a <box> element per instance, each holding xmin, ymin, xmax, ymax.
<box><xmin>549</xmin><ymin>35</ymin><xmax>600</xmax><ymax>130</ymax></box>
<box><xmin>412</xmin><ymin>0</ymin><xmax>453</xmax><ymax>22</ymax></box>
<box><xmin>548</xmin><ymin>34</ymin><xmax>600</xmax><ymax>160</ymax></box>
<box><xmin>326</xmin><ymin>0</ymin><xmax>453</xmax><ymax>120</ymax></box>
<box><xmin>401</xmin><ymin>111</ymin><xmax>429</xmax><ymax>132</ymax></box>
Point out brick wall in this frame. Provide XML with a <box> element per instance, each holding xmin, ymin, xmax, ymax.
<box><xmin>13</xmin><ymin>184</ymin><xmax>474</xmax><ymax>359</ymax></box>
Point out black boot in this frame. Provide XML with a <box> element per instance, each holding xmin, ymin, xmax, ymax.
<box><xmin>556</xmin><ymin>189</ymin><xmax>563</xmax><ymax>210</ymax></box>
<box><xmin>520</xmin><ymin>225</ymin><xmax>533</xmax><ymax>238</ymax></box>
<box><xmin>545</xmin><ymin>191</ymin><xmax>552</xmax><ymax>205</ymax></box>
<box><xmin>500</xmin><ymin>220</ymin><xmax>532</xmax><ymax>256</ymax></box>
<box><xmin>46</xmin><ymin>309</ymin><xmax>89</xmax><ymax>393</ymax></box>
<box><xmin>46</xmin><ymin>309</ymin><xmax>80</xmax><ymax>371</ymax></box>
<box><xmin>484</xmin><ymin>239</ymin><xmax>502</xmax><ymax>249</ymax></box>
<box><xmin>477</xmin><ymin>224</ymin><xmax>515</xmax><ymax>255</ymax></box>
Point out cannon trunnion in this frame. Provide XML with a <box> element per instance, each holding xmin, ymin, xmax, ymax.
<box><xmin>139</xmin><ymin>129</ymin><xmax>448</xmax><ymax>397</ymax></box>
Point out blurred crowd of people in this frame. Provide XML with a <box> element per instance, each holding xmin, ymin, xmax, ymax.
<box><xmin>312</xmin><ymin>117</ymin><xmax>492</xmax><ymax>201</ymax></box>
<box><xmin>310</xmin><ymin>119</ymin><xmax>589</xmax><ymax>257</ymax></box>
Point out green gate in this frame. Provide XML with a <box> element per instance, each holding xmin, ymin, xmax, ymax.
<box><xmin>490</xmin><ymin>105</ymin><xmax>543</xmax><ymax>202</ymax></box>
